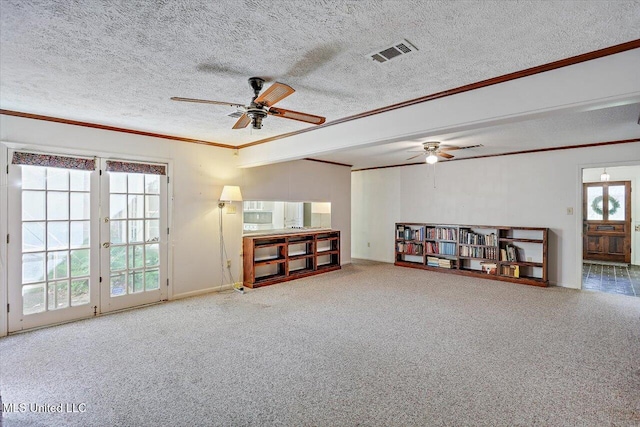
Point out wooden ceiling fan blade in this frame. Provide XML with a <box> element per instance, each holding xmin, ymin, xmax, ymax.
<box><xmin>232</xmin><ymin>113</ymin><xmax>251</xmax><ymax>129</ymax></box>
<box><xmin>268</xmin><ymin>107</ymin><xmax>325</xmax><ymax>125</ymax></box>
<box><xmin>255</xmin><ymin>82</ymin><xmax>295</xmax><ymax>107</ymax></box>
<box><xmin>406</xmin><ymin>152</ymin><xmax>427</xmax><ymax>160</ymax></box>
<box><xmin>440</xmin><ymin>144</ymin><xmax>483</xmax><ymax>152</ymax></box>
<box><xmin>171</xmin><ymin>97</ymin><xmax>244</xmax><ymax>109</ymax></box>
<box><xmin>438</xmin><ymin>152</ymin><xmax>454</xmax><ymax>159</ymax></box>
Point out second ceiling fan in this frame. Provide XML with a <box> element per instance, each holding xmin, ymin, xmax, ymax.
<box><xmin>171</xmin><ymin>77</ymin><xmax>326</xmax><ymax>130</ymax></box>
<box><xmin>407</xmin><ymin>141</ymin><xmax>483</xmax><ymax>164</ymax></box>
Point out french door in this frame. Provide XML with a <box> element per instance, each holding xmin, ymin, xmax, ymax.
<box><xmin>99</xmin><ymin>159</ymin><xmax>168</xmax><ymax>313</ymax></box>
<box><xmin>7</xmin><ymin>152</ymin><xmax>168</xmax><ymax>332</ymax></box>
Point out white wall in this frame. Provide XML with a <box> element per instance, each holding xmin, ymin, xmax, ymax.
<box><xmin>0</xmin><ymin>115</ymin><xmax>352</xmax><ymax>336</ymax></box>
<box><xmin>352</xmin><ymin>142</ymin><xmax>640</xmax><ymax>288</ymax></box>
<box><xmin>583</xmin><ymin>165</ymin><xmax>640</xmax><ymax>266</ymax></box>
<box><xmin>241</xmin><ymin>160</ymin><xmax>352</xmax><ymax>265</ymax></box>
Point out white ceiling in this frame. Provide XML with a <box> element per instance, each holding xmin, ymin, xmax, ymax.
<box><xmin>1</xmin><ymin>0</ymin><xmax>640</xmax><ymax>168</ymax></box>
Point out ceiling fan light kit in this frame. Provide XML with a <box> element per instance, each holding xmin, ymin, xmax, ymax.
<box><xmin>171</xmin><ymin>77</ymin><xmax>326</xmax><ymax>130</ymax></box>
<box><xmin>426</xmin><ymin>153</ymin><xmax>438</xmax><ymax>164</ymax></box>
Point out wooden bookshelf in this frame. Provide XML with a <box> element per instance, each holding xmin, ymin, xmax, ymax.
<box><xmin>395</xmin><ymin>223</ymin><xmax>548</xmax><ymax>287</ymax></box>
<box><xmin>243</xmin><ymin>230</ymin><xmax>341</xmax><ymax>288</ymax></box>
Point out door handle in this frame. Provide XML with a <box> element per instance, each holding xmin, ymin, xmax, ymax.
<box><xmin>102</xmin><ymin>242</ymin><xmax>111</xmax><ymax>248</ymax></box>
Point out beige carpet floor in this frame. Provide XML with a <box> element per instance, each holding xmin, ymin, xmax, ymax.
<box><xmin>1</xmin><ymin>260</ymin><xmax>639</xmax><ymax>426</ymax></box>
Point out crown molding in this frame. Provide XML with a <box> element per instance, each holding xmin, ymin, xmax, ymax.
<box><xmin>0</xmin><ymin>109</ymin><xmax>236</xmax><ymax>149</ymax></box>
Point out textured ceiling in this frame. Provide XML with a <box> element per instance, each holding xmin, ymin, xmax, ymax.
<box><xmin>1</xmin><ymin>0</ymin><xmax>640</xmax><ymax>151</ymax></box>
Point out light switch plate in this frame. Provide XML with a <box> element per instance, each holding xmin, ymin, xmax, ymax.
<box><xmin>566</xmin><ymin>207</ymin><xmax>574</xmax><ymax>215</ymax></box>
<box><xmin>227</xmin><ymin>205</ymin><xmax>237</xmax><ymax>214</ymax></box>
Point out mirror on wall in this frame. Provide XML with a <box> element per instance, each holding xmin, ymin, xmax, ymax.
<box><xmin>243</xmin><ymin>201</ymin><xmax>331</xmax><ymax>232</ymax></box>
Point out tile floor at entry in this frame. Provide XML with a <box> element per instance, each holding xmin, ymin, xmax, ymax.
<box><xmin>582</xmin><ymin>263</ymin><xmax>640</xmax><ymax>297</ymax></box>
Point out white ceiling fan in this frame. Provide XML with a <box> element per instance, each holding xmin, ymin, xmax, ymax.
<box><xmin>407</xmin><ymin>141</ymin><xmax>483</xmax><ymax>164</ymax></box>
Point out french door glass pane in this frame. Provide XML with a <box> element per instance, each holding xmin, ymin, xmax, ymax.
<box><xmin>46</xmin><ymin>169</ymin><xmax>69</xmax><ymax>191</ymax></box>
<box><xmin>128</xmin><ymin>195</ymin><xmax>144</xmax><ymax>218</ymax></box>
<box><xmin>69</xmin><ymin>170</ymin><xmax>90</xmax><ymax>191</ymax></box>
<box><xmin>47</xmin><ymin>222</ymin><xmax>69</xmax><ymax>250</ymax></box>
<box><xmin>48</xmin><ymin>281</ymin><xmax>69</xmax><ymax>310</ymax></box>
<box><xmin>145</xmin><ymin>270</ymin><xmax>159</xmax><ymax>290</ymax></box>
<box><xmin>20</xmin><ymin>166</ymin><xmax>92</xmax><ymax>315</ymax></box>
<box><xmin>47</xmin><ymin>251</ymin><xmax>69</xmax><ymax>280</ymax></box>
<box><xmin>129</xmin><ymin>272</ymin><xmax>144</xmax><ymax>293</ymax></box>
<box><xmin>23</xmin><ymin>253</ymin><xmax>45</xmax><ymax>283</ymax></box>
<box><xmin>128</xmin><ymin>245</ymin><xmax>144</xmax><ymax>269</ymax></box>
<box><xmin>110</xmin><ymin>194</ymin><xmax>127</xmax><ymax>219</ymax></box>
<box><xmin>110</xmin><ymin>273</ymin><xmax>126</xmax><ymax>296</ymax></box>
<box><xmin>47</xmin><ymin>192</ymin><xmax>69</xmax><ymax>220</ymax></box>
<box><xmin>70</xmin><ymin>249</ymin><xmax>90</xmax><ymax>277</ymax></box>
<box><xmin>587</xmin><ymin>187</ymin><xmax>603</xmax><ymax>220</ymax></box>
<box><xmin>608</xmin><ymin>185</ymin><xmax>625</xmax><ymax>221</ymax></box>
<box><xmin>110</xmin><ymin>246</ymin><xmax>126</xmax><ymax>271</ymax></box>
<box><xmin>70</xmin><ymin>193</ymin><xmax>90</xmax><ymax>220</ymax></box>
<box><xmin>22</xmin><ymin>283</ymin><xmax>46</xmax><ymax>315</ymax></box>
<box><xmin>70</xmin><ymin>221</ymin><xmax>91</xmax><ymax>248</ymax></box>
<box><xmin>145</xmin><ymin>175</ymin><xmax>160</xmax><ymax>194</ymax></box>
<box><xmin>71</xmin><ymin>279</ymin><xmax>90</xmax><ymax>306</ymax></box>
<box><xmin>146</xmin><ymin>220</ymin><xmax>159</xmax><ymax>242</ymax></box>
<box><xmin>110</xmin><ymin>220</ymin><xmax>127</xmax><ymax>244</ymax></box>
<box><xmin>145</xmin><ymin>244</ymin><xmax>159</xmax><ymax>267</ymax></box>
<box><xmin>22</xmin><ymin>191</ymin><xmax>45</xmax><ymax>220</ymax></box>
<box><xmin>128</xmin><ymin>174</ymin><xmax>144</xmax><ymax>193</ymax></box>
<box><xmin>145</xmin><ymin>195</ymin><xmax>160</xmax><ymax>218</ymax></box>
<box><xmin>23</xmin><ymin>222</ymin><xmax>45</xmax><ymax>252</ymax></box>
<box><xmin>22</xmin><ymin>166</ymin><xmax>46</xmax><ymax>190</ymax></box>
<box><xmin>129</xmin><ymin>220</ymin><xmax>144</xmax><ymax>243</ymax></box>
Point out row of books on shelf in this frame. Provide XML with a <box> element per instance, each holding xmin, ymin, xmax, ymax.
<box><xmin>460</xmin><ymin>245</ymin><xmax>498</xmax><ymax>259</ymax></box>
<box><xmin>459</xmin><ymin>229</ymin><xmax>497</xmax><ymax>246</ymax></box>
<box><xmin>426</xmin><ymin>227</ymin><xmax>457</xmax><ymax>241</ymax></box>
<box><xmin>501</xmin><ymin>244</ymin><xmax>519</xmax><ymax>262</ymax></box>
<box><xmin>396</xmin><ymin>242</ymin><xmax>423</xmax><ymax>255</ymax></box>
<box><xmin>479</xmin><ymin>262</ymin><xmax>520</xmax><ymax>277</ymax></box>
<box><xmin>427</xmin><ymin>256</ymin><xmax>454</xmax><ymax>269</ymax></box>
<box><xmin>396</xmin><ymin>226</ymin><xmax>425</xmax><ymax>241</ymax></box>
<box><xmin>425</xmin><ymin>241</ymin><xmax>456</xmax><ymax>255</ymax></box>
<box><xmin>501</xmin><ymin>264</ymin><xmax>520</xmax><ymax>278</ymax></box>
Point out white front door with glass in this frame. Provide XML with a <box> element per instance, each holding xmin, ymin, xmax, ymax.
<box><xmin>7</xmin><ymin>152</ymin><xmax>168</xmax><ymax>332</ymax></box>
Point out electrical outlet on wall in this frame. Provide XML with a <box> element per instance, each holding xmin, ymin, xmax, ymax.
<box><xmin>635</xmin><ymin>224</ymin><xmax>640</xmax><ymax>232</ymax></box>
<box><xmin>226</xmin><ymin>259</ymin><xmax>232</xmax><ymax>268</ymax></box>
<box><xmin>566</xmin><ymin>207</ymin><xmax>574</xmax><ymax>215</ymax></box>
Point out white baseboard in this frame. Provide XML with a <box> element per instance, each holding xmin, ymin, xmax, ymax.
<box><xmin>171</xmin><ymin>284</ymin><xmax>235</xmax><ymax>300</ymax></box>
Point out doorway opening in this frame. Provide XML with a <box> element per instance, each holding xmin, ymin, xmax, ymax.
<box><xmin>581</xmin><ymin>165</ymin><xmax>640</xmax><ymax>297</ymax></box>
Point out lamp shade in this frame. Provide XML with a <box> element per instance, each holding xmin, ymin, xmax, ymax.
<box><xmin>219</xmin><ymin>185</ymin><xmax>243</xmax><ymax>202</ymax></box>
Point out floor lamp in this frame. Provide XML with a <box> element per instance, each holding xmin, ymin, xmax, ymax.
<box><xmin>218</xmin><ymin>185</ymin><xmax>244</xmax><ymax>293</ymax></box>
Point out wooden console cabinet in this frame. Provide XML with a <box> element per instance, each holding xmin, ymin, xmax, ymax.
<box><xmin>243</xmin><ymin>230</ymin><xmax>341</xmax><ymax>288</ymax></box>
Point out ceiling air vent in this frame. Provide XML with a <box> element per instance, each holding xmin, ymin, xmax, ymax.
<box><xmin>368</xmin><ymin>39</ymin><xmax>418</xmax><ymax>64</ymax></box>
